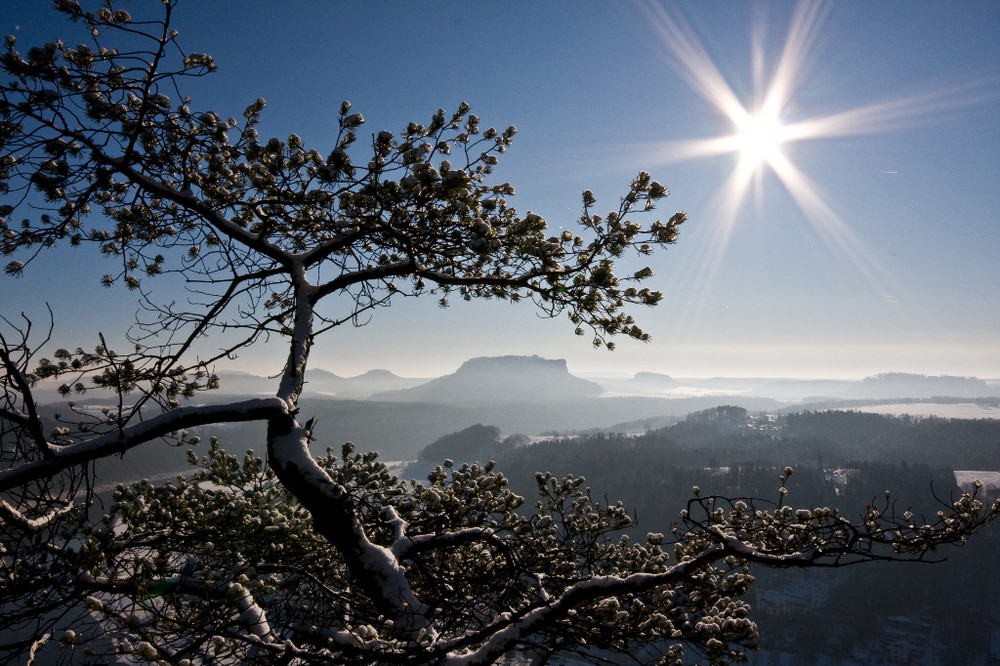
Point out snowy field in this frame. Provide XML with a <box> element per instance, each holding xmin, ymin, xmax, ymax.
<box><xmin>847</xmin><ymin>402</ymin><xmax>1000</xmax><ymax>419</ymax></box>
<box><xmin>954</xmin><ymin>470</ymin><xmax>1000</xmax><ymax>491</ymax></box>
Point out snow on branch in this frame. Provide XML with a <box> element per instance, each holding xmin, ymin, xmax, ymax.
<box><xmin>392</xmin><ymin>525</ymin><xmax>507</xmax><ymax>561</ymax></box>
<box><xmin>0</xmin><ymin>397</ymin><xmax>289</xmax><ymax>492</ymax></box>
<box><xmin>441</xmin><ymin>544</ymin><xmax>732</xmax><ymax>666</ymax></box>
<box><xmin>230</xmin><ymin>582</ymin><xmax>276</xmax><ymax>643</ymax></box>
<box><xmin>0</xmin><ymin>498</ymin><xmax>75</xmax><ymax>532</ymax></box>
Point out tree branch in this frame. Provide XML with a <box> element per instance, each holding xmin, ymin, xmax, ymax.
<box><xmin>0</xmin><ymin>397</ymin><xmax>289</xmax><ymax>492</ymax></box>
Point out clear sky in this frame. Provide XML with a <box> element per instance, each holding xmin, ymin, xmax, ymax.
<box><xmin>4</xmin><ymin>1</ymin><xmax>999</xmax><ymax>380</ymax></box>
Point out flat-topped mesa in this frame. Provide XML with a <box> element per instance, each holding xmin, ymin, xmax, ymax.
<box><xmin>372</xmin><ymin>355</ymin><xmax>604</xmax><ymax>404</ymax></box>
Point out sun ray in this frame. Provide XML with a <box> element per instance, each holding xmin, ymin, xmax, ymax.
<box><xmin>760</xmin><ymin>1</ymin><xmax>828</xmax><ymax>118</ymax></box>
<box><xmin>783</xmin><ymin>78</ymin><xmax>999</xmax><ymax>141</ymax></box>
<box><xmin>632</xmin><ymin>0</ymin><xmax>994</xmax><ymax>342</ymax></box>
<box><xmin>640</xmin><ymin>1</ymin><xmax>752</xmax><ymax>128</ymax></box>
<box><xmin>766</xmin><ymin>150</ymin><xmax>890</xmax><ymax>291</ymax></box>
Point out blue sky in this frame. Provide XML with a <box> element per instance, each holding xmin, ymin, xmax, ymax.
<box><xmin>4</xmin><ymin>1</ymin><xmax>999</xmax><ymax>380</ymax></box>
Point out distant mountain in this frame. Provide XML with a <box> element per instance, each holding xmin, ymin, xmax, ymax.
<box><xmin>215</xmin><ymin>371</ymin><xmax>279</xmax><ymax>395</ymax></box>
<box><xmin>370</xmin><ymin>355</ymin><xmax>604</xmax><ymax>403</ymax></box>
<box><xmin>593</xmin><ymin>371</ymin><xmax>682</xmax><ymax>397</ymax></box>
<box><xmin>610</xmin><ymin>374</ymin><xmax>999</xmax><ymax>402</ymax></box>
<box><xmin>747</xmin><ymin>378</ymin><xmax>855</xmax><ymax>401</ymax></box>
<box><xmin>306</xmin><ymin>368</ymin><xmax>343</xmax><ymax>383</ymax></box>
<box><xmin>852</xmin><ymin>373</ymin><xmax>990</xmax><ymax>400</ymax></box>
<box><xmin>627</xmin><ymin>371</ymin><xmax>680</xmax><ymax>392</ymax></box>
<box><xmin>215</xmin><ymin>368</ymin><xmax>429</xmax><ymax>399</ymax></box>
<box><xmin>305</xmin><ymin>368</ymin><xmax>429</xmax><ymax>398</ymax></box>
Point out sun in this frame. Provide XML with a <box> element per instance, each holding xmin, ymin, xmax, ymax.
<box><xmin>734</xmin><ymin>109</ymin><xmax>786</xmax><ymax>169</ymax></box>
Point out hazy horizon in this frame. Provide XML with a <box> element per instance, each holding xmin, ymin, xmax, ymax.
<box><xmin>239</xmin><ymin>354</ymin><xmax>1000</xmax><ymax>383</ymax></box>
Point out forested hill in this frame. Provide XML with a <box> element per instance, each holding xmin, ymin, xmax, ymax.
<box><xmin>409</xmin><ymin>407</ymin><xmax>1000</xmax><ymax>530</ymax></box>
<box><xmin>635</xmin><ymin>406</ymin><xmax>1000</xmax><ymax>470</ymax></box>
<box><xmin>781</xmin><ymin>409</ymin><xmax>1000</xmax><ymax>469</ymax></box>
<box><xmin>406</xmin><ymin>406</ymin><xmax>1000</xmax><ymax>666</ymax></box>
<box><xmin>433</xmin><ymin>407</ymin><xmax>997</xmax><ymax>665</ymax></box>
<box><xmin>416</xmin><ymin>407</ymin><xmax>1000</xmax><ymax>473</ymax></box>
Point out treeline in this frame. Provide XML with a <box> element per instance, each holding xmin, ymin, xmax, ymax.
<box><xmin>782</xmin><ymin>410</ymin><xmax>1000</xmax><ymax>469</ymax></box>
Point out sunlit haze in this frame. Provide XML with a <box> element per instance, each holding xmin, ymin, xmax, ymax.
<box><xmin>4</xmin><ymin>1</ymin><xmax>999</xmax><ymax>381</ymax></box>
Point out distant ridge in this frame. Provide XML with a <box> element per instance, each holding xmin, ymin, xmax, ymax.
<box><xmin>215</xmin><ymin>370</ymin><xmax>279</xmax><ymax>395</ymax></box>
<box><xmin>213</xmin><ymin>368</ymin><xmax>429</xmax><ymax>399</ymax></box>
<box><xmin>156</xmin><ymin>367</ymin><xmax>1000</xmax><ymax>404</ymax></box>
<box><xmin>353</xmin><ymin>369</ymin><xmax>398</xmax><ymax>379</ymax></box>
<box><xmin>855</xmin><ymin>373</ymin><xmax>989</xmax><ymax>399</ymax></box>
<box><xmin>370</xmin><ymin>355</ymin><xmax>604</xmax><ymax>403</ymax></box>
<box><xmin>627</xmin><ymin>372</ymin><xmax>680</xmax><ymax>392</ymax></box>
<box><xmin>304</xmin><ymin>368</ymin><xmax>429</xmax><ymax>398</ymax></box>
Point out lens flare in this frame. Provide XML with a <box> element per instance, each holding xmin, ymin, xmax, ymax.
<box><xmin>632</xmin><ymin>0</ymin><xmax>991</xmax><ymax>335</ymax></box>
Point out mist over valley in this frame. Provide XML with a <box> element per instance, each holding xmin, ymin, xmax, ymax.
<box><xmin>55</xmin><ymin>354</ymin><xmax>999</xmax><ymax>482</ymax></box>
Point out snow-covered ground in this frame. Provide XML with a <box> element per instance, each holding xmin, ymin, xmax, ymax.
<box><xmin>848</xmin><ymin>402</ymin><xmax>1000</xmax><ymax>419</ymax></box>
<box><xmin>954</xmin><ymin>470</ymin><xmax>1000</xmax><ymax>493</ymax></box>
